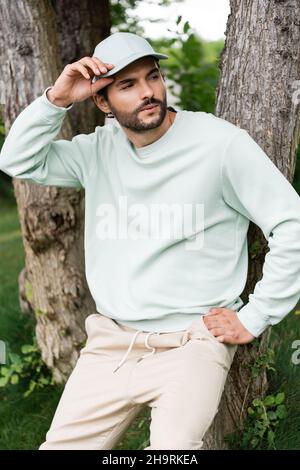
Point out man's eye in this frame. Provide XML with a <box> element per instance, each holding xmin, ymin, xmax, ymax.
<box><xmin>122</xmin><ymin>75</ymin><xmax>159</xmax><ymax>90</ymax></box>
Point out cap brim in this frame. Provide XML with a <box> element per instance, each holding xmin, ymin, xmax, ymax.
<box><xmin>92</xmin><ymin>52</ymin><xmax>168</xmax><ymax>84</ymax></box>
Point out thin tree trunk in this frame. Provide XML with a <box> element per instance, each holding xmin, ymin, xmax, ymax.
<box><xmin>203</xmin><ymin>0</ymin><xmax>300</xmax><ymax>449</ymax></box>
<box><xmin>0</xmin><ymin>0</ymin><xmax>111</xmax><ymax>382</ymax></box>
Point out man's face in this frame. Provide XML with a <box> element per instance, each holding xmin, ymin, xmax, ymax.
<box><xmin>95</xmin><ymin>56</ymin><xmax>168</xmax><ymax>132</ymax></box>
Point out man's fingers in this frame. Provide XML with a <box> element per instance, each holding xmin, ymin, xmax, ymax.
<box><xmin>215</xmin><ymin>335</ymin><xmax>226</xmax><ymax>343</ymax></box>
<box><xmin>79</xmin><ymin>64</ymin><xmax>92</xmax><ymax>80</ymax></box>
<box><xmin>215</xmin><ymin>334</ymin><xmax>236</xmax><ymax>344</ymax></box>
<box><xmin>207</xmin><ymin>308</ymin><xmax>223</xmax><ymax>315</ymax></box>
<box><xmin>67</xmin><ymin>63</ymin><xmax>91</xmax><ymax>80</ymax></box>
<box><xmin>210</xmin><ymin>328</ymin><xmax>235</xmax><ymax>339</ymax></box>
<box><xmin>92</xmin><ymin>56</ymin><xmax>115</xmax><ymax>72</ymax></box>
<box><xmin>78</xmin><ymin>57</ymin><xmax>102</xmax><ymax>76</ymax></box>
<box><xmin>209</xmin><ymin>327</ymin><xmax>226</xmax><ymax>337</ymax></box>
<box><xmin>204</xmin><ymin>316</ymin><xmax>222</xmax><ymax>326</ymax></box>
<box><xmin>204</xmin><ymin>314</ymin><xmax>228</xmax><ymax>329</ymax></box>
<box><xmin>79</xmin><ymin>57</ymin><xmax>114</xmax><ymax>75</ymax></box>
<box><xmin>77</xmin><ymin>58</ymin><xmax>115</xmax><ymax>79</ymax></box>
<box><xmin>209</xmin><ymin>307</ymin><xmax>223</xmax><ymax>312</ymax></box>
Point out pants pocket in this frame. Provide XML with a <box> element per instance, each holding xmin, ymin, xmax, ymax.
<box><xmin>188</xmin><ymin>315</ymin><xmax>238</xmax><ymax>370</ymax></box>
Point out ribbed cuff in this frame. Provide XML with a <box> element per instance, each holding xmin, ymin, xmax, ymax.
<box><xmin>40</xmin><ymin>86</ymin><xmax>74</xmax><ymax>112</ymax></box>
<box><xmin>236</xmin><ymin>301</ymin><xmax>270</xmax><ymax>337</ymax></box>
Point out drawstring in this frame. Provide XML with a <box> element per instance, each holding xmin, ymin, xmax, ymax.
<box><xmin>136</xmin><ymin>331</ymin><xmax>160</xmax><ymax>363</ymax></box>
<box><xmin>113</xmin><ymin>330</ymin><xmax>161</xmax><ymax>373</ymax></box>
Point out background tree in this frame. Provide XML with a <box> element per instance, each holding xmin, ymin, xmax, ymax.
<box><xmin>203</xmin><ymin>0</ymin><xmax>300</xmax><ymax>449</ymax></box>
<box><xmin>0</xmin><ymin>0</ymin><xmax>112</xmax><ymax>382</ymax></box>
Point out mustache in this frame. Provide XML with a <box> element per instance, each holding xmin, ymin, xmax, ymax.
<box><xmin>138</xmin><ymin>100</ymin><xmax>161</xmax><ymax>112</ymax></box>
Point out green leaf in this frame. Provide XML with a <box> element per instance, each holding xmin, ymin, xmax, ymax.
<box><xmin>267</xmin><ymin>429</ymin><xmax>275</xmax><ymax>447</ymax></box>
<box><xmin>252</xmin><ymin>398</ymin><xmax>261</xmax><ymax>407</ymax></box>
<box><xmin>10</xmin><ymin>374</ymin><xmax>19</xmax><ymax>385</ymax></box>
<box><xmin>21</xmin><ymin>344</ymin><xmax>36</xmax><ymax>354</ymax></box>
<box><xmin>275</xmin><ymin>392</ymin><xmax>285</xmax><ymax>405</ymax></box>
<box><xmin>0</xmin><ymin>366</ymin><xmax>9</xmax><ymax>376</ymax></box>
<box><xmin>183</xmin><ymin>21</ymin><xmax>190</xmax><ymax>34</ymax></box>
<box><xmin>251</xmin><ymin>437</ymin><xmax>259</xmax><ymax>447</ymax></box>
<box><xmin>176</xmin><ymin>15</ymin><xmax>182</xmax><ymax>25</ymax></box>
<box><xmin>24</xmin><ymin>380</ymin><xmax>36</xmax><ymax>397</ymax></box>
<box><xmin>39</xmin><ymin>377</ymin><xmax>50</xmax><ymax>385</ymax></box>
<box><xmin>267</xmin><ymin>411</ymin><xmax>278</xmax><ymax>421</ymax></box>
<box><xmin>169</xmin><ymin>49</ymin><xmax>182</xmax><ymax>62</ymax></box>
<box><xmin>264</xmin><ymin>395</ymin><xmax>275</xmax><ymax>406</ymax></box>
<box><xmin>8</xmin><ymin>352</ymin><xmax>21</xmax><ymax>363</ymax></box>
<box><xmin>0</xmin><ymin>376</ymin><xmax>9</xmax><ymax>387</ymax></box>
<box><xmin>276</xmin><ymin>404</ymin><xmax>287</xmax><ymax>419</ymax></box>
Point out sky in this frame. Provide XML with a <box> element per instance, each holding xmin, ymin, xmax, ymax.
<box><xmin>131</xmin><ymin>0</ymin><xmax>231</xmax><ymax>41</ymax></box>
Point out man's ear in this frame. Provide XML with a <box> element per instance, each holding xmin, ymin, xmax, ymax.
<box><xmin>92</xmin><ymin>93</ymin><xmax>111</xmax><ymax>114</ymax></box>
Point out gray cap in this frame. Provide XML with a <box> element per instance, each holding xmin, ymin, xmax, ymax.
<box><xmin>91</xmin><ymin>32</ymin><xmax>168</xmax><ymax>84</ymax></box>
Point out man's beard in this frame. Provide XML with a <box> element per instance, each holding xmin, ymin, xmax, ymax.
<box><xmin>108</xmin><ymin>92</ymin><xmax>168</xmax><ymax>133</ymax></box>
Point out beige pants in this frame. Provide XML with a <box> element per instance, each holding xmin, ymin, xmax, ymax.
<box><xmin>39</xmin><ymin>312</ymin><xmax>238</xmax><ymax>450</ymax></box>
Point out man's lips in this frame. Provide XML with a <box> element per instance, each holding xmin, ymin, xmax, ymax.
<box><xmin>140</xmin><ymin>104</ymin><xmax>159</xmax><ymax>111</ymax></box>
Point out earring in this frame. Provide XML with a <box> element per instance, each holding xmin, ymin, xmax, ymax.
<box><xmin>106</xmin><ymin>111</ymin><xmax>114</xmax><ymax>118</ymax></box>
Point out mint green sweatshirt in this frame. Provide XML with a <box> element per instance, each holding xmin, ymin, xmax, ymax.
<box><xmin>1</xmin><ymin>86</ymin><xmax>300</xmax><ymax>337</ymax></box>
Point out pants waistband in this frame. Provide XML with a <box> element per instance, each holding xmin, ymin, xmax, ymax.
<box><xmin>84</xmin><ymin>313</ymin><xmax>238</xmax><ymax>374</ymax></box>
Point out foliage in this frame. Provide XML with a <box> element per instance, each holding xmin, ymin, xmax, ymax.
<box><xmin>110</xmin><ymin>0</ymin><xmax>185</xmax><ymax>35</ymax></box>
<box><xmin>0</xmin><ymin>338</ymin><xmax>55</xmax><ymax>398</ymax></box>
<box><xmin>250</xmin><ymin>347</ymin><xmax>276</xmax><ymax>378</ymax></box>
<box><xmin>226</xmin><ymin>392</ymin><xmax>288</xmax><ymax>450</ymax></box>
<box><xmin>226</xmin><ymin>341</ymin><xmax>287</xmax><ymax>450</ymax></box>
<box><xmin>141</xmin><ymin>17</ymin><xmax>222</xmax><ymax>113</ymax></box>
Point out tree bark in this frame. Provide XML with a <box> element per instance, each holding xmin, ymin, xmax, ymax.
<box><xmin>0</xmin><ymin>0</ymin><xmax>111</xmax><ymax>382</ymax></box>
<box><xmin>202</xmin><ymin>0</ymin><xmax>300</xmax><ymax>449</ymax></box>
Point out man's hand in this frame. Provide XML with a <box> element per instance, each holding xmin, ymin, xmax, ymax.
<box><xmin>48</xmin><ymin>57</ymin><xmax>115</xmax><ymax>107</ymax></box>
<box><xmin>203</xmin><ymin>307</ymin><xmax>256</xmax><ymax>345</ymax></box>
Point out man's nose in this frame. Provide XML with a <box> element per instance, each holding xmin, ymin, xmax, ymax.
<box><xmin>139</xmin><ymin>82</ymin><xmax>155</xmax><ymax>101</ymax></box>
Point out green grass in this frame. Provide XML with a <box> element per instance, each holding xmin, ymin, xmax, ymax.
<box><xmin>0</xmin><ymin>198</ymin><xmax>299</xmax><ymax>450</ymax></box>
<box><xmin>265</xmin><ymin>311</ymin><xmax>300</xmax><ymax>449</ymax></box>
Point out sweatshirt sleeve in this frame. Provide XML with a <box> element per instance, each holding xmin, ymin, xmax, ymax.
<box><xmin>221</xmin><ymin>128</ymin><xmax>300</xmax><ymax>338</ymax></box>
<box><xmin>0</xmin><ymin>86</ymin><xmax>93</xmax><ymax>189</ymax></box>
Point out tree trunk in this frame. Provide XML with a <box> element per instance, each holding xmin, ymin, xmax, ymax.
<box><xmin>202</xmin><ymin>0</ymin><xmax>300</xmax><ymax>449</ymax></box>
<box><xmin>0</xmin><ymin>0</ymin><xmax>111</xmax><ymax>382</ymax></box>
